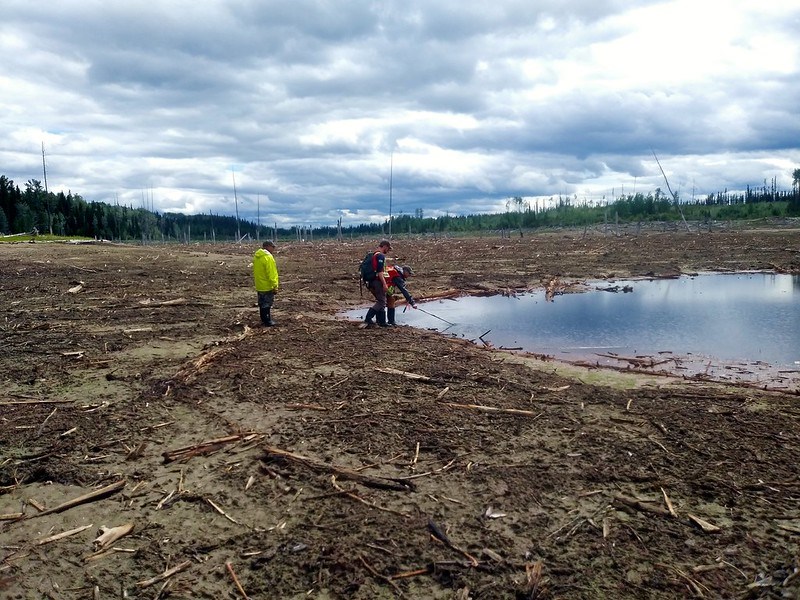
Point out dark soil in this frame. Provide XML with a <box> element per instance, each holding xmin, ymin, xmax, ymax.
<box><xmin>1</xmin><ymin>224</ymin><xmax>799</xmax><ymax>599</ymax></box>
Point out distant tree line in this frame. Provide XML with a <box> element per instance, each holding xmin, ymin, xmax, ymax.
<box><xmin>1</xmin><ymin>169</ymin><xmax>799</xmax><ymax>242</ymax></box>
<box><xmin>0</xmin><ymin>175</ymin><xmax>277</xmax><ymax>242</ymax></box>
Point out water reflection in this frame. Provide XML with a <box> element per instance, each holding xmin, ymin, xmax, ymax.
<box><xmin>346</xmin><ymin>273</ymin><xmax>800</xmax><ymax>389</ymax></box>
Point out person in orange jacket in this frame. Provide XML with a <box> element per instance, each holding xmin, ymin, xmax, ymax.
<box><xmin>383</xmin><ymin>265</ymin><xmax>417</xmax><ymax>326</ymax></box>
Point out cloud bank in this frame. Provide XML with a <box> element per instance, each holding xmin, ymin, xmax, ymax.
<box><xmin>2</xmin><ymin>0</ymin><xmax>799</xmax><ymax>226</ymax></box>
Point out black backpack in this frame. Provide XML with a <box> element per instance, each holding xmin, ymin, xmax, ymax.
<box><xmin>360</xmin><ymin>251</ymin><xmax>379</xmax><ymax>283</ymax></box>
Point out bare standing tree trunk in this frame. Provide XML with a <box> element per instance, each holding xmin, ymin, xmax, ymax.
<box><xmin>652</xmin><ymin>150</ymin><xmax>691</xmax><ymax>233</ymax></box>
<box><xmin>231</xmin><ymin>169</ymin><xmax>241</xmax><ymax>242</ymax></box>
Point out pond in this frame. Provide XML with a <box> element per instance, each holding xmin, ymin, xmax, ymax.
<box><xmin>346</xmin><ymin>273</ymin><xmax>800</xmax><ymax>390</ymax></box>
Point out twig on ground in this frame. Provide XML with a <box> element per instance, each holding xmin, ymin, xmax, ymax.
<box><xmin>163</xmin><ymin>434</ymin><xmax>260</xmax><ymax>463</ymax></box>
<box><xmin>427</xmin><ymin>519</ymin><xmax>479</xmax><ymax>567</ymax></box>
<box><xmin>26</xmin><ymin>480</ymin><xmax>126</xmax><ymax>519</ymax></box>
<box><xmin>135</xmin><ymin>560</ymin><xmax>192</xmax><ymax>589</ymax></box>
<box><xmin>35</xmin><ymin>407</ymin><xmax>57</xmax><ymax>436</ymax></box>
<box><xmin>226</xmin><ymin>561</ymin><xmax>251</xmax><ymax>599</ymax></box>
<box><xmin>359</xmin><ymin>555</ymin><xmax>404</xmax><ymax>596</ymax></box>
<box><xmin>661</xmin><ymin>487</ymin><xmax>678</xmax><ymax>517</ymax></box>
<box><xmin>331</xmin><ymin>477</ymin><xmax>411</xmax><ymax>518</ymax></box>
<box><xmin>207</xmin><ymin>498</ymin><xmax>240</xmax><ymax>524</ymax></box>
<box><xmin>263</xmin><ymin>445</ymin><xmax>415</xmax><ymax>491</ymax></box>
<box><xmin>376</xmin><ymin>367</ymin><xmax>431</xmax><ymax>381</ymax></box>
<box><xmin>36</xmin><ymin>524</ymin><xmax>94</xmax><ymax>545</ymax></box>
<box><xmin>440</xmin><ymin>402</ymin><xmax>543</xmax><ymax>418</ymax></box>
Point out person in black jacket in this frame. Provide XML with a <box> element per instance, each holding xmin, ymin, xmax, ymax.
<box><xmin>362</xmin><ymin>239</ymin><xmax>392</xmax><ymax>327</ymax></box>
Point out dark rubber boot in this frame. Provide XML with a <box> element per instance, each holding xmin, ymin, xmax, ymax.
<box><xmin>264</xmin><ymin>308</ymin><xmax>276</xmax><ymax>327</ymax></box>
<box><xmin>364</xmin><ymin>308</ymin><xmax>376</xmax><ymax>324</ymax></box>
<box><xmin>260</xmin><ymin>307</ymin><xmax>272</xmax><ymax>326</ymax></box>
<box><xmin>376</xmin><ymin>310</ymin><xmax>388</xmax><ymax>328</ymax></box>
<box><xmin>387</xmin><ymin>307</ymin><xmax>396</xmax><ymax>326</ymax></box>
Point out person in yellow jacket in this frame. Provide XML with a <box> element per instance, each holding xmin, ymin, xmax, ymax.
<box><xmin>253</xmin><ymin>240</ymin><xmax>280</xmax><ymax>326</ymax></box>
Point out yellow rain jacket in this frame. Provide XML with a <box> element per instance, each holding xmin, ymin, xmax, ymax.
<box><xmin>253</xmin><ymin>248</ymin><xmax>279</xmax><ymax>292</ymax></box>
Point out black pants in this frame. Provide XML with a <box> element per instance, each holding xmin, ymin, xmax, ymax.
<box><xmin>257</xmin><ymin>290</ymin><xmax>275</xmax><ymax>324</ymax></box>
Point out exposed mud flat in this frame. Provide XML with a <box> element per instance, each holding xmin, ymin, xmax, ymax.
<box><xmin>2</xmin><ymin>227</ymin><xmax>799</xmax><ymax>599</ymax></box>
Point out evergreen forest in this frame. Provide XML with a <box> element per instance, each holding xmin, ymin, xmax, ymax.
<box><xmin>1</xmin><ymin>170</ymin><xmax>799</xmax><ymax>243</ymax></box>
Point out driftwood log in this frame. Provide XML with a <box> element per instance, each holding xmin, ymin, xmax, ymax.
<box><xmin>263</xmin><ymin>445</ymin><xmax>415</xmax><ymax>491</ymax></box>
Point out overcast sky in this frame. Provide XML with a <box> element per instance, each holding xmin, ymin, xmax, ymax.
<box><xmin>2</xmin><ymin>1</ymin><xmax>798</xmax><ymax>227</ymax></box>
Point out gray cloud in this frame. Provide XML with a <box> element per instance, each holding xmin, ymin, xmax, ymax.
<box><xmin>2</xmin><ymin>1</ymin><xmax>798</xmax><ymax>227</ymax></box>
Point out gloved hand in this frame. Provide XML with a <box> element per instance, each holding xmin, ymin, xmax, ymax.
<box><xmin>411</xmin><ymin>302</ymin><xmax>418</xmax><ymax>309</ymax></box>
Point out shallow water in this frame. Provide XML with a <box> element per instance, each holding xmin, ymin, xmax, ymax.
<box><xmin>347</xmin><ymin>273</ymin><xmax>800</xmax><ymax>388</ymax></box>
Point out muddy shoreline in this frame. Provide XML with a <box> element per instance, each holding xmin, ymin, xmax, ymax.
<box><xmin>2</xmin><ymin>226</ymin><xmax>800</xmax><ymax>599</ymax></box>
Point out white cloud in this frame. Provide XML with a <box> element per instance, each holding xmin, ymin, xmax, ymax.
<box><xmin>1</xmin><ymin>0</ymin><xmax>798</xmax><ymax>226</ymax></box>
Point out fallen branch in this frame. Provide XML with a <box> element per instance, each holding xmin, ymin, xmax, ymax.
<box><xmin>26</xmin><ymin>480</ymin><xmax>126</xmax><ymax>519</ymax></box>
<box><xmin>163</xmin><ymin>434</ymin><xmax>258</xmax><ymax>463</ymax></box>
<box><xmin>427</xmin><ymin>519</ymin><xmax>479</xmax><ymax>567</ymax></box>
<box><xmin>135</xmin><ymin>560</ymin><xmax>192</xmax><ymax>589</ymax></box>
<box><xmin>415</xmin><ymin>289</ymin><xmax>461</xmax><ymax>302</ymax></box>
<box><xmin>391</xmin><ymin>567</ymin><xmax>433</xmax><ymax>580</ymax></box>
<box><xmin>596</xmin><ymin>353</ymin><xmax>671</xmax><ymax>368</ymax></box>
<box><xmin>168</xmin><ymin>330</ymin><xmax>251</xmax><ymax>384</ymax></box>
<box><xmin>376</xmin><ymin>367</ymin><xmax>430</xmax><ymax>381</ymax></box>
<box><xmin>285</xmin><ymin>403</ymin><xmax>328</xmax><ymax>411</ymax></box>
<box><xmin>394</xmin><ymin>458</ymin><xmax>457</xmax><ymax>481</ymax></box>
<box><xmin>613</xmin><ymin>494</ymin><xmax>673</xmax><ymax>518</ymax></box>
<box><xmin>263</xmin><ymin>445</ymin><xmax>415</xmax><ymax>491</ymax></box>
<box><xmin>440</xmin><ymin>402</ymin><xmax>543</xmax><ymax>418</ymax></box>
<box><xmin>359</xmin><ymin>554</ymin><xmax>404</xmax><ymax>595</ymax></box>
<box><xmin>331</xmin><ymin>477</ymin><xmax>411</xmax><ymax>518</ymax></box>
<box><xmin>36</xmin><ymin>525</ymin><xmax>94</xmax><ymax>546</ymax></box>
<box><xmin>0</xmin><ymin>399</ymin><xmax>74</xmax><ymax>406</ymax></box>
<box><xmin>135</xmin><ymin>298</ymin><xmax>189</xmax><ymax>307</ymax></box>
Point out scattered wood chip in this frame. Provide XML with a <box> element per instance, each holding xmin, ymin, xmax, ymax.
<box><xmin>688</xmin><ymin>513</ymin><xmax>721</xmax><ymax>533</ymax></box>
<box><xmin>482</xmin><ymin>548</ymin><xmax>505</xmax><ymax>563</ymax></box>
<box><xmin>613</xmin><ymin>494</ymin><xmax>673</xmax><ymax>518</ymax></box>
<box><xmin>27</xmin><ymin>498</ymin><xmax>46</xmax><ymax>512</ymax></box>
<box><xmin>94</xmin><ymin>522</ymin><xmax>135</xmax><ymax>551</ymax></box>
<box><xmin>125</xmin><ymin>442</ymin><xmax>148</xmax><ymax>460</ymax></box>
<box><xmin>661</xmin><ymin>487</ymin><xmax>678</xmax><ymax>518</ymax></box>
<box><xmin>483</xmin><ymin>506</ymin><xmax>507</xmax><ymax>519</ymax></box>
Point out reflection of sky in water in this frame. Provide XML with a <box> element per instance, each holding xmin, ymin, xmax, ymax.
<box><xmin>355</xmin><ymin>273</ymin><xmax>800</xmax><ymax>368</ymax></box>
